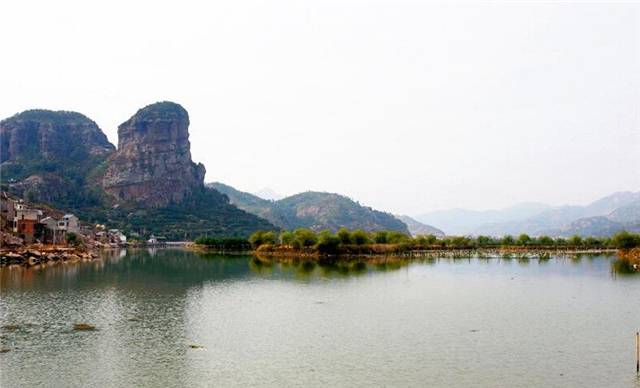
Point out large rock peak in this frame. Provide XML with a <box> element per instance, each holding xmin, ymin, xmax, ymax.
<box><xmin>102</xmin><ymin>101</ymin><xmax>206</xmax><ymax>207</ymax></box>
<box><xmin>116</xmin><ymin>101</ymin><xmax>190</xmax><ymax>151</ymax></box>
<box><xmin>0</xmin><ymin>109</ymin><xmax>115</xmax><ymax>163</ymax></box>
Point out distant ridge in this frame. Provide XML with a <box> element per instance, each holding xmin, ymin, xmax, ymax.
<box><xmin>396</xmin><ymin>215</ymin><xmax>444</xmax><ymax>237</ymax></box>
<box><xmin>416</xmin><ymin>192</ymin><xmax>640</xmax><ymax>237</ymax></box>
<box><xmin>253</xmin><ymin>188</ymin><xmax>283</xmax><ymax>201</ymax></box>
<box><xmin>209</xmin><ymin>182</ymin><xmax>409</xmax><ymax>234</ymax></box>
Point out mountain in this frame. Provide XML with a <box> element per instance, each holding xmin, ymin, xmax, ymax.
<box><xmin>418</xmin><ymin>192</ymin><xmax>640</xmax><ymax>237</ymax></box>
<box><xmin>0</xmin><ymin>102</ymin><xmax>275</xmax><ymax>239</ymax></box>
<box><xmin>209</xmin><ymin>182</ymin><xmax>409</xmax><ymax>234</ymax></box>
<box><xmin>416</xmin><ymin>202</ymin><xmax>552</xmax><ymax>235</ymax></box>
<box><xmin>548</xmin><ymin>216</ymin><xmax>640</xmax><ymax>237</ymax></box>
<box><xmin>608</xmin><ymin>202</ymin><xmax>640</xmax><ymax>224</ymax></box>
<box><xmin>253</xmin><ymin>188</ymin><xmax>283</xmax><ymax>201</ymax></box>
<box><xmin>102</xmin><ymin>102</ymin><xmax>206</xmax><ymax>207</ymax></box>
<box><xmin>396</xmin><ymin>215</ymin><xmax>444</xmax><ymax>237</ymax></box>
<box><xmin>0</xmin><ymin>110</ymin><xmax>115</xmax><ymax>208</ymax></box>
<box><xmin>476</xmin><ymin>192</ymin><xmax>640</xmax><ymax>236</ymax></box>
<box><xmin>208</xmin><ymin>182</ymin><xmax>289</xmax><ymax>227</ymax></box>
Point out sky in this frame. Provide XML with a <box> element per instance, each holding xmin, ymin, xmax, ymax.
<box><xmin>1</xmin><ymin>0</ymin><xmax>638</xmax><ymax>216</ymax></box>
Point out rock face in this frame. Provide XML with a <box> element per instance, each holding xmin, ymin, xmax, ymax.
<box><xmin>102</xmin><ymin>102</ymin><xmax>206</xmax><ymax>207</ymax></box>
<box><xmin>0</xmin><ymin>102</ymin><xmax>277</xmax><ymax>238</ymax></box>
<box><xmin>0</xmin><ymin>110</ymin><xmax>115</xmax><ymax>206</ymax></box>
<box><xmin>0</xmin><ymin>110</ymin><xmax>114</xmax><ymax>165</ymax></box>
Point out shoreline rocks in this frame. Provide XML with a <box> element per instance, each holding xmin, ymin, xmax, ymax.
<box><xmin>0</xmin><ymin>247</ymin><xmax>97</xmax><ymax>267</ymax></box>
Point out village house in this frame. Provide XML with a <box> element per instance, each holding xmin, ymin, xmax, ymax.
<box><xmin>39</xmin><ymin>214</ymin><xmax>82</xmax><ymax>244</ymax></box>
<box><xmin>0</xmin><ymin>192</ymin><xmax>16</xmax><ymax>230</ymax></box>
<box><xmin>12</xmin><ymin>202</ymin><xmax>43</xmax><ymax>243</ymax></box>
<box><xmin>60</xmin><ymin>214</ymin><xmax>80</xmax><ymax>234</ymax></box>
<box><xmin>108</xmin><ymin>229</ymin><xmax>127</xmax><ymax>244</ymax></box>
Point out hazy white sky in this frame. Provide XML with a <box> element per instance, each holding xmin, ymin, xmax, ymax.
<box><xmin>1</xmin><ymin>0</ymin><xmax>638</xmax><ymax>215</ymax></box>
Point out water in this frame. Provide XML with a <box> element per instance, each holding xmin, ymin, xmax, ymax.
<box><xmin>1</xmin><ymin>249</ymin><xmax>639</xmax><ymax>387</ymax></box>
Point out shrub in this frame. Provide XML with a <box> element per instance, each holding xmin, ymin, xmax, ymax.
<box><xmin>611</xmin><ymin>231</ymin><xmax>640</xmax><ymax>249</ymax></box>
<box><xmin>316</xmin><ymin>231</ymin><xmax>340</xmax><ymax>254</ymax></box>
<box><xmin>351</xmin><ymin>230</ymin><xmax>370</xmax><ymax>245</ymax></box>
<box><xmin>517</xmin><ymin>234</ymin><xmax>531</xmax><ymax>246</ymax></box>
<box><xmin>337</xmin><ymin>228</ymin><xmax>352</xmax><ymax>244</ymax></box>
<box><xmin>249</xmin><ymin>230</ymin><xmax>278</xmax><ymax>248</ymax></box>
<box><xmin>373</xmin><ymin>231</ymin><xmax>388</xmax><ymax>244</ymax></box>
<box><xmin>65</xmin><ymin>232</ymin><xmax>80</xmax><ymax>246</ymax></box>
<box><xmin>294</xmin><ymin>228</ymin><xmax>318</xmax><ymax>247</ymax></box>
<box><xmin>194</xmin><ymin>236</ymin><xmax>251</xmax><ymax>250</ymax></box>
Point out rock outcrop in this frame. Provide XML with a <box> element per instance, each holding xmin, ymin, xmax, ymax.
<box><xmin>102</xmin><ymin>102</ymin><xmax>206</xmax><ymax>207</ymax></box>
<box><xmin>0</xmin><ymin>110</ymin><xmax>114</xmax><ymax>164</ymax></box>
<box><xmin>0</xmin><ymin>110</ymin><xmax>115</xmax><ymax>206</ymax></box>
<box><xmin>0</xmin><ymin>102</ymin><xmax>276</xmax><ymax>238</ymax></box>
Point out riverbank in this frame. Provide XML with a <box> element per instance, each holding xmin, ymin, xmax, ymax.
<box><xmin>617</xmin><ymin>248</ymin><xmax>640</xmax><ymax>268</ymax></box>
<box><xmin>0</xmin><ymin>246</ymin><xmax>98</xmax><ymax>267</ymax></box>
<box><xmin>255</xmin><ymin>244</ymin><xmax>617</xmax><ymax>257</ymax></box>
<box><xmin>191</xmin><ymin>243</ymin><xmax>618</xmax><ymax>260</ymax></box>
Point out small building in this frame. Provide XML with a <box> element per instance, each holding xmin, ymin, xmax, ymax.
<box><xmin>0</xmin><ymin>192</ymin><xmax>17</xmax><ymax>230</ymax></box>
<box><xmin>13</xmin><ymin>202</ymin><xmax>42</xmax><ymax>243</ymax></box>
<box><xmin>60</xmin><ymin>214</ymin><xmax>80</xmax><ymax>234</ymax></box>
<box><xmin>40</xmin><ymin>216</ymin><xmax>63</xmax><ymax>244</ymax></box>
<box><xmin>108</xmin><ymin>229</ymin><xmax>127</xmax><ymax>244</ymax></box>
<box><xmin>38</xmin><ymin>214</ymin><xmax>83</xmax><ymax>244</ymax></box>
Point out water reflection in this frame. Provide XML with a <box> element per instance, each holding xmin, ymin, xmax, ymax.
<box><xmin>1</xmin><ymin>249</ymin><xmax>634</xmax><ymax>291</ymax></box>
<box><xmin>611</xmin><ymin>258</ymin><xmax>640</xmax><ymax>277</ymax></box>
<box><xmin>1</xmin><ymin>248</ymin><xmax>638</xmax><ymax>388</ymax></box>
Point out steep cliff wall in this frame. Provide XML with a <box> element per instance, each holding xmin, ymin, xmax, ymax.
<box><xmin>102</xmin><ymin>102</ymin><xmax>206</xmax><ymax>207</ymax></box>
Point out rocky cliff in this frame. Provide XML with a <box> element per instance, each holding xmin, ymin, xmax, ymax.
<box><xmin>0</xmin><ymin>110</ymin><xmax>115</xmax><ymax>207</ymax></box>
<box><xmin>102</xmin><ymin>102</ymin><xmax>206</xmax><ymax>207</ymax></box>
<box><xmin>0</xmin><ymin>109</ymin><xmax>114</xmax><ymax>170</ymax></box>
<box><xmin>0</xmin><ymin>103</ymin><xmax>276</xmax><ymax>238</ymax></box>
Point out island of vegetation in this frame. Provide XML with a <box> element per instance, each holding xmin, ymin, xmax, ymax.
<box><xmin>194</xmin><ymin>229</ymin><xmax>640</xmax><ymax>261</ymax></box>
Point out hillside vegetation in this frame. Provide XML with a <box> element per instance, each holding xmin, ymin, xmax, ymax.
<box><xmin>209</xmin><ymin>182</ymin><xmax>409</xmax><ymax>234</ymax></box>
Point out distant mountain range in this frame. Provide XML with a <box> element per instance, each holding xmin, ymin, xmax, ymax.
<box><xmin>253</xmin><ymin>188</ymin><xmax>283</xmax><ymax>201</ymax></box>
<box><xmin>209</xmin><ymin>182</ymin><xmax>415</xmax><ymax>234</ymax></box>
<box><xmin>396</xmin><ymin>215</ymin><xmax>444</xmax><ymax>237</ymax></box>
<box><xmin>416</xmin><ymin>192</ymin><xmax>640</xmax><ymax>237</ymax></box>
<box><xmin>415</xmin><ymin>202</ymin><xmax>551</xmax><ymax>235</ymax></box>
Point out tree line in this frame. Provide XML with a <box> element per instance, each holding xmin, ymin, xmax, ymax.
<box><xmin>195</xmin><ymin>229</ymin><xmax>640</xmax><ymax>254</ymax></box>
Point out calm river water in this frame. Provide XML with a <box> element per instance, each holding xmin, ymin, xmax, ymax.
<box><xmin>1</xmin><ymin>249</ymin><xmax>639</xmax><ymax>387</ymax></box>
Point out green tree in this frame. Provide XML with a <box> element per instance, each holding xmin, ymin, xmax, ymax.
<box><xmin>351</xmin><ymin>229</ymin><xmax>370</xmax><ymax>245</ymax></box>
<box><xmin>294</xmin><ymin>228</ymin><xmax>318</xmax><ymax>247</ymax></box>
<box><xmin>386</xmin><ymin>231</ymin><xmax>410</xmax><ymax>244</ymax></box>
<box><xmin>249</xmin><ymin>230</ymin><xmax>277</xmax><ymax>248</ymax></box>
<box><xmin>337</xmin><ymin>227</ymin><xmax>352</xmax><ymax>245</ymax></box>
<box><xmin>554</xmin><ymin>237</ymin><xmax>567</xmax><ymax>246</ymax></box>
<box><xmin>611</xmin><ymin>231</ymin><xmax>640</xmax><ymax>249</ymax></box>
<box><xmin>517</xmin><ymin>234</ymin><xmax>531</xmax><ymax>246</ymax></box>
<box><xmin>279</xmin><ymin>231</ymin><xmax>295</xmax><ymax>246</ymax></box>
<box><xmin>373</xmin><ymin>230</ymin><xmax>388</xmax><ymax>244</ymax></box>
<box><xmin>501</xmin><ymin>235</ymin><xmax>515</xmax><ymax>246</ymax></box>
<box><xmin>316</xmin><ymin>230</ymin><xmax>340</xmax><ymax>254</ymax></box>
<box><xmin>568</xmin><ymin>235</ymin><xmax>583</xmax><ymax>247</ymax></box>
<box><xmin>422</xmin><ymin>234</ymin><xmax>438</xmax><ymax>245</ymax></box>
<box><xmin>476</xmin><ymin>235</ymin><xmax>494</xmax><ymax>247</ymax></box>
<box><xmin>65</xmin><ymin>232</ymin><xmax>80</xmax><ymax>246</ymax></box>
<box><xmin>584</xmin><ymin>236</ymin><xmax>601</xmax><ymax>247</ymax></box>
<box><xmin>537</xmin><ymin>236</ymin><xmax>554</xmax><ymax>246</ymax></box>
